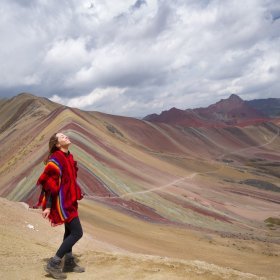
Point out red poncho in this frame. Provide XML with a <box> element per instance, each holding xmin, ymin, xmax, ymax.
<box><xmin>37</xmin><ymin>150</ymin><xmax>83</xmax><ymax>226</ymax></box>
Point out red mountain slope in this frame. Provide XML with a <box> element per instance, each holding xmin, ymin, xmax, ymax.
<box><xmin>144</xmin><ymin>94</ymin><xmax>270</xmax><ymax>127</ymax></box>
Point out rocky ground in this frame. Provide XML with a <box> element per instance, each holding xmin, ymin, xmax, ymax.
<box><xmin>1</xmin><ymin>197</ymin><xmax>279</xmax><ymax>280</ymax></box>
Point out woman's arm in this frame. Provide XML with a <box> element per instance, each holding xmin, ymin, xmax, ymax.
<box><xmin>40</xmin><ymin>192</ymin><xmax>52</xmax><ymax>218</ymax></box>
<box><xmin>46</xmin><ymin>193</ymin><xmax>53</xmax><ymax>208</ymax></box>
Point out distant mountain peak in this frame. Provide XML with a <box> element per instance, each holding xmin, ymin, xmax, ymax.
<box><xmin>228</xmin><ymin>94</ymin><xmax>243</xmax><ymax>101</ymax></box>
<box><xmin>143</xmin><ymin>94</ymin><xmax>270</xmax><ymax>127</ymax></box>
<box><xmin>143</xmin><ymin>113</ymin><xmax>159</xmax><ymax>121</ymax></box>
<box><xmin>17</xmin><ymin>92</ymin><xmax>36</xmax><ymax>98</ymax></box>
<box><xmin>215</xmin><ymin>94</ymin><xmax>243</xmax><ymax>107</ymax></box>
<box><xmin>10</xmin><ymin>92</ymin><xmax>40</xmax><ymax>104</ymax></box>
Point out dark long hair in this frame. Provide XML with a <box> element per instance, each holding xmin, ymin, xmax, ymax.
<box><xmin>44</xmin><ymin>132</ymin><xmax>59</xmax><ymax>164</ymax></box>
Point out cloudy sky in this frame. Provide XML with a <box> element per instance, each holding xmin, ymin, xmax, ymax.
<box><xmin>0</xmin><ymin>0</ymin><xmax>279</xmax><ymax>117</ymax></box>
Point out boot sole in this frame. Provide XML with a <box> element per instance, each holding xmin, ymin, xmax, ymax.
<box><xmin>63</xmin><ymin>268</ymin><xmax>85</xmax><ymax>273</ymax></box>
<box><xmin>44</xmin><ymin>265</ymin><xmax>67</xmax><ymax>279</ymax></box>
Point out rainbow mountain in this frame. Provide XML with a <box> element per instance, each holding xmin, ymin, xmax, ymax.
<box><xmin>0</xmin><ymin>92</ymin><xmax>280</xmax><ymax>236</ymax></box>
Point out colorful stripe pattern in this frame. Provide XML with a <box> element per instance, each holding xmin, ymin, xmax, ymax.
<box><xmin>37</xmin><ymin>150</ymin><xmax>82</xmax><ymax>225</ymax></box>
<box><xmin>48</xmin><ymin>158</ymin><xmax>69</xmax><ymax>221</ymax></box>
<box><xmin>57</xmin><ymin>184</ymin><xmax>68</xmax><ymax>221</ymax></box>
<box><xmin>47</xmin><ymin>158</ymin><xmax>62</xmax><ymax>178</ymax></box>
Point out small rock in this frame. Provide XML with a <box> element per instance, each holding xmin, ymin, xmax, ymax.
<box><xmin>27</xmin><ymin>224</ymin><xmax>35</xmax><ymax>230</ymax></box>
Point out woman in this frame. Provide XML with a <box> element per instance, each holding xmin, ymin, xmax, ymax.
<box><xmin>37</xmin><ymin>132</ymin><xmax>85</xmax><ymax>279</ymax></box>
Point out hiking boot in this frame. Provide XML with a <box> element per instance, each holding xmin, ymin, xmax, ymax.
<box><xmin>63</xmin><ymin>256</ymin><xmax>85</xmax><ymax>273</ymax></box>
<box><xmin>45</xmin><ymin>257</ymin><xmax>67</xmax><ymax>279</ymax></box>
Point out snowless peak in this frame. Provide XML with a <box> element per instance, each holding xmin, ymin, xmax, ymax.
<box><xmin>228</xmin><ymin>94</ymin><xmax>243</xmax><ymax>102</ymax></box>
<box><xmin>17</xmin><ymin>92</ymin><xmax>36</xmax><ymax>98</ymax></box>
<box><xmin>215</xmin><ymin>94</ymin><xmax>244</xmax><ymax>107</ymax></box>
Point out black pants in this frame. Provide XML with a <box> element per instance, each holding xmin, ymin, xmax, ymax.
<box><xmin>56</xmin><ymin>216</ymin><xmax>83</xmax><ymax>258</ymax></box>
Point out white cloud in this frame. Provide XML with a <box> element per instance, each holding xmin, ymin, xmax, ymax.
<box><xmin>44</xmin><ymin>38</ymin><xmax>91</xmax><ymax>70</ymax></box>
<box><xmin>0</xmin><ymin>0</ymin><xmax>279</xmax><ymax>117</ymax></box>
<box><xmin>50</xmin><ymin>87</ymin><xmax>126</xmax><ymax>110</ymax></box>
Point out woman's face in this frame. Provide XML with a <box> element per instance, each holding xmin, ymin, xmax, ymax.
<box><xmin>56</xmin><ymin>133</ymin><xmax>71</xmax><ymax>148</ymax></box>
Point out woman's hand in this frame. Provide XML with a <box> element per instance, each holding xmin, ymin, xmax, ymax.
<box><xmin>42</xmin><ymin>208</ymin><xmax>51</xmax><ymax>219</ymax></box>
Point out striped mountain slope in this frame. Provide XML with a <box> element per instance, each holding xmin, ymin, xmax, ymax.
<box><xmin>0</xmin><ymin>93</ymin><xmax>280</xmax><ymax>237</ymax></box>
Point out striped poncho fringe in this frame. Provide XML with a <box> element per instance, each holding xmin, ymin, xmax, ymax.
<box><xmin>37</xmin><ymin>150</ymin><xmax>82</xmax><ymax>226</ymax></box>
